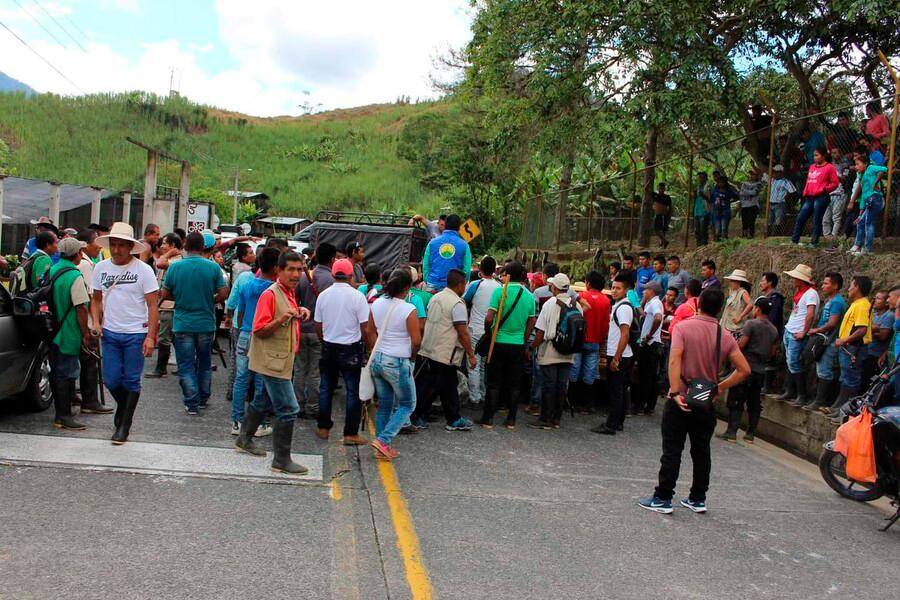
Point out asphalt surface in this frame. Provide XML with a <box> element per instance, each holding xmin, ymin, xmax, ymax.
<box><xmin>1</xmin><ymin>351</ymin><xmax>898</xmax><ymax>599</ymax></box>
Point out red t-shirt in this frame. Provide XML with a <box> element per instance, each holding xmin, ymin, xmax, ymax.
<box><xmin>670</xmin><ymin>297</ymin><xmax>699</xmax><ymax>333</ymax></box>
<box><xmin>579</xmin><ymin>289</ymin><xmax>611</xmax><ymax>345</ymax></box>
<box><xmin>671</xmin><ymin>315</ymin><xmax>738</xmax><ymax>394</ymax></box>
<box><xmin>252</xmin><ymin>281</ymin><xmax>301</xmax><ymax>354</ymax></box>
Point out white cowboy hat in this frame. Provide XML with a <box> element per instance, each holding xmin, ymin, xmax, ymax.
<box><xmin>96</xmin><ymin>222</ymin><xmax>147</xmax><ymax>255</ymax></box>
<box><xmin>723</xmin><ymin>269</ymin><xmax>750</xmax><ymax>284</ymax></box>
<box><xmin>783</xmin><ymin>263</ymin><xmax>814</xmax><ymax>285</ymax></box>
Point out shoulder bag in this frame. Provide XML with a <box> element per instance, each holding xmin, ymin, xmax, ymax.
<box><xmin>359</xmin><ymin>300</ymin><xmax>401</xmax><ymax>402</ymax></box>
<box><xmin>475</xmin><ymin>287</ymin><xmax>524</xmax><ymax>357</ymax></box>
<box><xmin>682</xmin><ymin>322</ymin><xmax>721</xmax><ymax>412</ymax></box>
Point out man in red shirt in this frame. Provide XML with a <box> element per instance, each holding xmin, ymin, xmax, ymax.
<box><xmin>569</xmin><ymin>270</ymin><xmax>610</xmax><ymax>410</ymax></box>
<box><xmin>669</xmin><ymin>279</ymin><xmax>702</xmax><ymax>333</ymax></box>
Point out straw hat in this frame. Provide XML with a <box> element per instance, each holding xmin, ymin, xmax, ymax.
<box><xmin>30</xmin><ymin>216</ymin><xmax>59</xmax><ymax>234</ymax></box>
<box><xmin>723</xmin><ymin>269</ymin><xmax>750</xmax><ymax>284</ymax></box>
<box><xmin>96</xmin><ymin>222</ymin><xmax>147</xmax><ymax>255</ymax></box>
<box><xmin>783</xmin><ymin>263</ymin><xmax>814</xmax><ymax>285</ymax></box>
<box><xmin>570</xmin><ymin>281</ymin><xmax>587</xmax><ymax>293</ymax></box>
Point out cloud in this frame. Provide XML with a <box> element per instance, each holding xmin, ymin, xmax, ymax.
<box><xmin>99</xmin><ymin>0</ymin><xmax>141</xmax><ymax>13</ymax></box>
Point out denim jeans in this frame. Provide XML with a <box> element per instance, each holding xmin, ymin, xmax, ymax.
<box><xmin>815</xmin><ymin>341</ymin><xmax>838</xmax><ymax>381</ymax></box>
<box><xmin>101</xmin><ymin>329</ymin><xmax>146</xmax><ymax>392</ymax></box>
<box><xmin>838</xmin><ymin>345</ymin><xmax>865</xmax><ymax>390</ymax></box>
<box><xmin>713</xmin><ymin>210</ymin><xmax>731</xmax><ymax>238</ymax></box>
<box><xmin>253</xmin><ymin>374</ymin><xmax>299</xmax><ymax>423</ymax></box>
<box><xmin>293</xmin><ymin>332</ymin><xmax>321</xmax><ymax>414</ymax></box>
<box><xmin>791</xmin><ymin>194</ymin><xmax>828</xmax><ymax>244</ymax></box>
<box><xmin>318</xmin><ymin>341</ymin><xmax>364</xmax><ymax>435</ymax></box>
<box><xmin>466</xmin><ymin>330</ymin><xmax>487</xmax><ymax>404</ymax></box>
<box><xmin>173</xmin><ymin>331</ymin><xmax>214</xmax><ymax>410</ymax></box>
<box><xmin>782</xmin><ymin>329</ymin><xmax>806</xmax><ymax>374</ymax></box>
<box><xmin>49</xmin><ymin>343</ymin><xmax>81</xmax><ymax>381</ymax></box>
<box><xmin>853</xmin><ymin>193</ymin><xmax>883</xmax><ymax>251</ymax></box>
<box><xmin>231</xmin><ymin>330</ymin><xmax>265</xmax><ymax>423</ymax></box>
<box><xmin>768</xmin><ymin>203</ymin><xmax>785</xmax><ymax>226</ymax></box>
<box><xmin>570</xmin><ymin>343</ymin><xmax>600</xmax><ymax>384</ymax></box>
<box><xmin>371</xmin><ymin>352</ymin><xmax>417</xmax><ymax>445</ymax></box>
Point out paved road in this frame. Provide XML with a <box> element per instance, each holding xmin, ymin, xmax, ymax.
<box><xmin>1</xmin><ymin>355</ymin><xmax>897</xmax><ymax>599</ymax></box>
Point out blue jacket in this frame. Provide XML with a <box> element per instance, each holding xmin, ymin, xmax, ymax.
<box><xmin>422</xmin><ymin>230</ymin><xmax>472</xmax><ymax>289</ymax></box>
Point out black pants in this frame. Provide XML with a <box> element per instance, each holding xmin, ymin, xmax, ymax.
<box><xmin>415</xmin><ymin>358</ymin><xmax>462</xmax><ymax>426</ymax></box>
<box><xmin>481</xmin><ymin>343</ymin><xmax>524</xmax><ymax>424</ymax></box>
<box><xmin>539</xmin><ymin>363</ymin><xmax>569</xmax><ymax>423</ymax></box>
<box><xmin>654</xmin><ymin>399</ymin><xmax>716</xmax><ymax>502</ymax></box>
<box><xmin>317</xmin><ymin>341</ymin><xmax>363</xmax><ymax>436</ymax></box>
<box><xmin>860</xmin><ymin>355</ymin><xmax>881</xmax><ymax>394</ymax></box>
<box><xmin>726</xmin><ymin>372</ymin><xmax>764</xmax><ymax>435</ymax></box>
<box><xmin>79</xmin><ymin>348</ymin><xmax>99</xmax><ymax>407</ymax></box>
<box><xmin>740</xmin><ymin>206</ymin><xmax>759</xmax><ymax>237</ymax></box>
<box><xmin>632</xmin><ymin>343</ymin><xmax>661</xmax><ymax>414</ymax></box>
<box><xmin>694</xmin><ymin>215</ymin><xmax>710</xmax><ymax>246</ymax></box>
<box><xmin>604</xmin><ymin>356</ymin><xmax>633</xmax><ymax>430</ymax></box>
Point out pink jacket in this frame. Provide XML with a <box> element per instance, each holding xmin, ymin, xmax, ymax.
<box><xmin>802</xmin><ymin>162</ymin><xmax>839</xmax><ymax>197</ymax></box>
<box><xmin>865</xmin><ymin>114</ymin><xmax>890</xmax><ymax>140</ymax></box>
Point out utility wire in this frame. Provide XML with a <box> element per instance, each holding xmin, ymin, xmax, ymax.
<box><xmin>0</xmin><ymin>19</ymin><xmax>84</xmax><ymax>93</ymax></box>
<box><xmin>63</xmin><ymin>12</ymin><xmax>89</xmax><ymax>43</ymax></box>
<box><xmin>9</xmin><ymin>0</ymin><xmax>68</xmax><ymax>50</ymax></box>
<box><xmin>31</xmin><ymin>0</ymin><xmax>87</xmax><ymax>52</ymax></box>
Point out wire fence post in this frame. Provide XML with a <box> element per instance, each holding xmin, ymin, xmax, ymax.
<box><xmin>536</xmin><ymin>193</ymin><xmax>544</xmax><ymax>249</ymax></box>
<box><xmin>764</xmin><ymin>111</ymin><xmax>777</xmax><ymax>238</ymax></box>
<box><xmin>519</xmin><ymin>189</ymin><xmax>529</xmax><ymax>249</ymax></box>
<box><xmin>587</xmin><ymin>181</ymin><xmax>594</xmax><ymax>252</ymax></box>
<box><xmin>684</xmin><ymin>153</ymin><xmax>693</xmax><ymax>248</ymax></box>
<box><xmin>628</xmin><ymin>153</ymin><xmax>637</xmax><ymax>247</ymax></box>
<box><xmin>878</xmin><ymin>50</ymin><xmax>899</xmax><ymax>238</ymax></box>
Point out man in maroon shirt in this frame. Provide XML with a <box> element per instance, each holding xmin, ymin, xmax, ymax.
<box><xmin>569</xmin><ymin>270</ymin><xmax>610</xmax><ymax>410</ymax></box>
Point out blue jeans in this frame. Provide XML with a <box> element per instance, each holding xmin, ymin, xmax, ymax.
<box><xmin>713</xmin><ymin>209</ymin><xmax>731</xmax><ymax>238</ymax></box>
<box><xmin>570</xmin><ymin>343</ymin><xmax>600</xmax><ymax>384</ymax></box>
<box><xmin>791</xmin><ymin>194</ymin><xmax>828</xmax><ymax>244</ymax></box>
<box><xmin>318</xmin><ymin>341</ymin><xmax>364</xmax><ymax>436</ymax></box>
<box><xmin>815</xmin><ymin>341</ymin><xmax>838</xmax><ymax>381</ymax></box>
<box><xmin>853</xmin><ymin>193</ymin><xmax>883</xmax><ymax>251</ymax></box>
<box><xmin>838</xmin><ymin>345</ymin><xmax>865</xmax><ymax>390</ymax></box>
<box><xmin>231</xmin><ymin>330</ymin><xmax>266</xmax><ymax>423</ymax></box>
<box><xmin>173</xmin><ymin>331</ymin><xmax>214</xmax><ymax>410</ymax></box>
<box><xmin>101</xmin><ymin>329</ymin><xmax>146</xmax><ymax>392</ymax></box>
<box><xmin>783</xmin><ymin>329</ymin><xmax>806</xmax><ymax>374</ymax></box>
<box><xmin>768</xmin><ymin>203</ymin><xmax>785</xmax><ymax>226</ymax></box>
<box><xmin>49</xmin><ymin>343</ymin><xmax>80</xmax><ymax>381</ymax></box>
<box><xmin>371</xmin><ymin>352</ymin><xmax>417</xmax><ymax>445</ymax></box>
<box><xmin>253</xmin><ymin>374</ymin><xmax>299</xmax><ymax>423</ymax></box>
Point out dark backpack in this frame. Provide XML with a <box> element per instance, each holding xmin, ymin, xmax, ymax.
<box><xmin>13</xmin><ymin>266</ymin><xmax>79</xmax><ymax>343</ymax></box>
<box><xmin>9</xmin><ymin>254</ymin><xmax>39</xmax><ymax>296</ymax></box>
<box><xmin>612</xmin><ymin>301</ymin><xmax>641</xmax><ymax>352</ymax></box>
<box><xmin>551</xmin><ymin>299</ymin><xmax>586</xmax><ymax>355</ymax></box>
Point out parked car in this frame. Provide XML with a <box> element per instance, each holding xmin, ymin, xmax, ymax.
<box><xmin>0</xmin><ymin>283</ymin><xmax>52</xmax><ymax>411</ymax></box>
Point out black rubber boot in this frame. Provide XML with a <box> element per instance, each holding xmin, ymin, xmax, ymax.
<box><xmin>777</xmin><ymin>374</ymin><xmax>797</xmax><ymax>401</ymax></box>
<box><xmin>53</xmin><ymin>378</ymin><xmax>85</xmax><ymax>430</ymax></box>
<box><xmin>145</xmin><ymin>344</ymin><xmax>170</xmax><ymax>378</ymax></box>
<box><xmin>235</xmin><ymin>406</ymin><xmax>266</xmax><ymax>456</ymax></box>
<box><xmin>789</xmin><ymin>374</ymin><xmax>809</xmax><ymax>406</ymax></box>
<box><xmin>270</xmin><ymin>420</ymin><xmax>309</xmax><ymax>475</ymax></box>
<box><xmin>110</xmin><ymin>387</ymin><xmax>128</xmax><ymax>430</ymax></box>
<box><xmin>477</xmin><ymin>389</ymin><xmax>498</xmax><ymax>427</ymax></box>
<box><xmin>745</xmin><ymin>410</ymin><xmax>761</xmax><ymax>442</ymax></box>
<box><xmin>825</xmin><ymin>386</ymin><xmax>856</xmax><ymax>417</ymax></box>
<box><xmin>111</xmin><ymin>391</ymin><xmax>139</xmax><ymax>445</ymax></box>
<box><xmin>804</xmin><ymin>380</ymin><xmax>833</xmax><ymax>411</ymax></box>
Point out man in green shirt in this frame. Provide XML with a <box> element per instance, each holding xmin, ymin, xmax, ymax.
<box><xmin>49</xmin><ymin>238</ymin><xmax>102</xmax><ymax>429</ymax></box>
<box><xmin>478</xmin><ymin>261</ymin><xmax>536</xmax><ymax>428</ymax></box>
<box><xmin>30</xmin><ymin>231</ymin><xmax>59</xmax><ymax>289</ymax></box>
<box><xmin>162</xmin><ymin>232</ymin><xmax>228</xmax><ymax>414</ymax></box>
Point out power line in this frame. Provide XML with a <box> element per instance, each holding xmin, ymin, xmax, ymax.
<box><xmin>62</xmin><ymin>12</ymin><xmax>90</xmax><ymax>43</ymax></box>
<box><xmin>31</xmin><ymin>0</ymin><xmax>87</xmax><ymax>52</ymax></box>
<box><xmin>0</xmin><ymin>19</ymin><xmax>84</xmax><ymax>93</ymax></box>
<box><xmin>9</xmin><ymin>0</ymin><xmax>68</xmax><ymax>50</ymax></box>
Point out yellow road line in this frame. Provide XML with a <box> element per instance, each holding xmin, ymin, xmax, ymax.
<box><xmin>367</xmin><ymin>420</ymin><xmax>434</xmax><ymax>599</ymax></box>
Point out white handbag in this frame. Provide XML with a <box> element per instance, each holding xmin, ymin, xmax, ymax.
<box><xmin>359</xmin><ymin>300</ymin><xmax>400</xmax><ymax>402</ymax></box>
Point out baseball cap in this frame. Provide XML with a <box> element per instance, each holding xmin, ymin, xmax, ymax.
<box><xmin>332</xmin><ymin>258</ymin><xmax>354</xmax><ymax>278</ymax></box>
<box><xmin>58</xmin><ymin>237</ymin><xmax>86</xmax><ymax>258</ymax></box>
<box><xmin>346</xmin><ymin>241</ymin><xmax>363</xmax><ymax>255</ymax></box>
<box><xmin>202</xmin><ymin>231</ymin><xmax>217</xmax><ymax>250</ymax></box>
<box><xmin>549</xmin><ymin>273</ymin><xmax>571</xmax><ymax>291</ymax></box>
<box><xmin>644</xmin><ymin>279</ymin><xmax>663</xmax><ymax>294</ymax></box>
<box><xmin>754</xmin><ymin>296</ymin><xmax>772</xmax><ymax>311</ymax></box>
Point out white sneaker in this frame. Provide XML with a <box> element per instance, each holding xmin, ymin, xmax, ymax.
<box><xmin>860</xmin><ymin>248</ymin><xmax>870</xmax><ymax>255</ymax></box>
<box><xmin>231</xmin><ymin>421</ymin><xmax>240</xmax><ymax>436</ymax></box>
<box><xmin>254</xmin><ymin>423</ymin><xmax>273</xmax><ymax>438</ymax></box>
<box><xmin>848</xmin><ymin>245</ymin><xmax>860</xmax><ymax>254</ymax></box>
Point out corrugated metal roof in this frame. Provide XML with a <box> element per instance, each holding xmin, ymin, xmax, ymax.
<box><xmin>0</xmin><ymin>176</ymin><xmax>117</xmax><ymax>224</ymax></box>
<box><xmin>257</xmin><ymin>216</ymin><xmax>309</xmax><ymax>225</ymax></box>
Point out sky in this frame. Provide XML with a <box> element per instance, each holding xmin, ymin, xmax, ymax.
<box><xmin>0</xmin><ymin>0</ymin><xmax>474</xmax><ymax>116</ymax></box>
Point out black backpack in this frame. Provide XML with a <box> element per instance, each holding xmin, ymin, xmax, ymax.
<box><xmin>551</xmin><ymin>299</ymin><xmax>586</xmax><ymax>355</ymax></box>
<box><xmin>9</xmin><ymin>254</ymin><xmax>40</xmax><ymax>296</ymax></box>
<box><xmin>612</xmin><ymin>301</ymin><xmax>641</xmax><ymax>352</ymax></box>
<box><xmin>13</xmin><ymin>266</ymin><xmax>79</xmax><ymax>343</ymax></box>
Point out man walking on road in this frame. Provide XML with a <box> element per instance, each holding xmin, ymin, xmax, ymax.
<box><xmin>639</xmin><ymin>288</ymin><xmax>750</xmax><ymax>514</ymax></box>
<box><xmin>592</xmin><ymin>274</ymin><xmax>636</xmax><ymax>436</ymax></box>
<box><xmin>463</xmin><ymin>255</ymin><xmax>501</xmax><ymax>406</ymax></box>
<box><xmin>236</xmin><ymin>251</ymin><xmax>311</xmax><ymax>475</ymax></box>
<box><xmin>632</xmin><ymin>280</ymin><xmax>664</xmax><ymax>416</ymax></box>
<box><xmin>422</xmin><ymin>214</ymin><xmax>472</xmax><ymax>292</ymax></box>
<box><xmin>162</xmin><ymin>232</ymin><xmax>228</xmax><ymax>415</ymax></box>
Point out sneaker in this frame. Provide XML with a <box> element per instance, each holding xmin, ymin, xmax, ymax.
<box><xmin>637</xmin><ymin>496</ymin><xmax>673</xmax><ymax>514</ymax></box>
<box><xmin>231</xmin><ymin>421</ymin><xmax>240</xmax><ymax>436</ymax></box>
<box><xmin>254</xmin><ymin>423</ymin><xmax>273</xmax><ymax>438</ymax></box>
<box><xmin>716</xmin><ymin>431</ymin><xmax>737</xmax><ymax>443</ymax></box>
<box><xmin>199</xmin><ymin>403</ymin><xmax>208</xmax><ymax>410</ymax></box>
<box><xmin>848</xmin><ymin>245</ymin><xmax>860</xmax><ymax>254</ymax></box>
<box><xmin>591</xmin><ymin>424</ymin><xmax>617</xmax><ymax>435</ymax></box>
<box><xmin>743</xmin><ymin>432</ymin><xmax>755</xmax><ymax>444</ymax></box>
<box><xmin>527</xmin><ymin>420</ymin><xmax>552</xmax><ymax>430</ymax></box>
<box><xmin>413</xmin><ymin>417</ymin><xmax>429</xmax><ymax>430</ymax></box>
<box><xmin>398</xmin><ymin>425</ymin><xmax>419</xmax><ymax>435</ymax></box>
<box><xmin>144</xmin><ymin>371</ymin><xmax>167</xmax><ymax>379</ymax></box>
<box><xmin>680</xmin><ymin>498</ymin><xmax>707</xmax><ymax>513</ymax></box>
<box><xmin>525</xmin><ymin>405</ymin><xmax>541</xmax><ymax>416</ymax></box>
<box><xmin>445</xmin><ymin>417</ymin><xmax>473</xmax><ymax>431</ymax></box>
<box><xmin>551</xmin><ymin>420</ymin><xmax>561</xmax><ymax>429</ymax></box>
<box><xmin>185</xmin><ymin>406</ymin><xmax>199</xmax><ymax>416</ymax></box>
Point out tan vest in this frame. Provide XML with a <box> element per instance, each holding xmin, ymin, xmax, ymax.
<box><xmin>248</xmin><ymin>283</ymin><xmax>296</xmax><ymax>379</ymax></box>
<box><xmin>419</xmin><ymin>288</ymin><xmax>466</xmax><ymax>367</ymax></box>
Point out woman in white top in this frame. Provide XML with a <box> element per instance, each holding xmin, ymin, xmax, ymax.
<box><xmin>368</xmin><ymin>268</ymin><xmax>422</xmax><ymax>460</ymax></box>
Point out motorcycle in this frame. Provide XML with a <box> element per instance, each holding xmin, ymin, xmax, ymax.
<box><xmin>819</xmin><ymin>359</ymin><xmax>900</xmax><ymax>531</ymax></box>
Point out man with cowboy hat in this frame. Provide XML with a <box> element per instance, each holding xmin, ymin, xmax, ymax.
<box><xmin>89</xmin><ymin>222</ymin><xmax>159</xmax><ymax>445</ymax></box>
<box><xmin>22</xmin><ymin>216</ymin><xmax>60</xmax><ymax>263</ymax></box>
<box><xmin>779</xmin><ymin>264</ymin><xmax>818</xmax><ymax>404</ymax></box>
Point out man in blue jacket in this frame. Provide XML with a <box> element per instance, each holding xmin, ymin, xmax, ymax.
<box><xmin>422</xmin><ymin>214</ymin><xmax>472</xmax><ymax>292</ymax></box>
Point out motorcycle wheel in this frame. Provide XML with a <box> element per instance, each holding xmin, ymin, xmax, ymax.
<box><xmin>818</xmin><ymin>449</ymin><xmax>883</xmax><ymax>502</ymax></box>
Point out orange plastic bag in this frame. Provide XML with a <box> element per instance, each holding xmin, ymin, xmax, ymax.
<box><xmin>835</xmin><ymin>407</ymin><xmax>877</xmax><ymax>483</ymax></box>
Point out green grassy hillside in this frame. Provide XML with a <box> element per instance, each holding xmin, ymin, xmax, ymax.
<box><xmin>0</xmin><ymin>92</ymin><xmax>446</xmax><ymax>220</ymax></box>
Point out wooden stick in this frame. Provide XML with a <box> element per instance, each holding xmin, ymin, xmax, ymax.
<box><xmin>487</xmin><ymin>275</ymin><xmax>511</xmax><ymax>363</ymax></box>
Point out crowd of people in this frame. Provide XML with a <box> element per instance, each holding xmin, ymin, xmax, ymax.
<box><xmin>12</xmin><ymin>207</ymin><xmax>899</xmax><ymax>512</ymax></box>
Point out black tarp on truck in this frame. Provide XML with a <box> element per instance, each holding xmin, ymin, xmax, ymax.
<box><xmin>306</xmin><ymin>212</ymin><xmax>429</xmax><ymax>271</ymax></box>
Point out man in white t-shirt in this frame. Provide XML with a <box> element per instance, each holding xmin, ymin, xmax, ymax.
<box><xmin>90</xmin><ymin>222</ymin><xmax>159</xmax><ymax>445</ymax></box>
<box><xmin>593</xmin><ymin>273</ymin><xmax>635</xmax><ymax>436</ymax></box>
<box><xmin>779</xmin><ymin>264</ymin><xmax>818</xmax><ymax>404</ymax></box>
<box><xmin>462</xmin><ymin>256</ymin><xmax>501</xmax><ymax>405</ymax></box>
<box><xmin>314</xmin><ymin>258</ymin><xmax>373</xmax><ymax>444</ymax></box>
<box><xmin>632</xmin><ymin>279</ymin><xmax>665</xmax><ymax>416</ymax></box>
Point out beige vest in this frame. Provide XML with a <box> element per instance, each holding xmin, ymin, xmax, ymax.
<box><xmin>248</xmin><ymin>283</ymin><xmax>296</xmax><ymax>379</ymax></box>
<box><xmin>419</xmin><ymin>288</ymin><xmax>466</xmax><ymax>367</ymax></box>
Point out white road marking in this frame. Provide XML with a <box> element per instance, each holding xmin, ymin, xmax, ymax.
<box><xmin>0</xmin><ymin>432</ymin><xmax>322</xmax><ymax>482</ymax></box>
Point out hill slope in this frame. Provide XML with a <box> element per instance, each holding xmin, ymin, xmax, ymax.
<box><xmin>0</xmin><ymin>71</ymin><xmax>35</xmax><ymax>95</ymax></box>
<box><xmin>0</xmin><ymin>92</ymin><xmax>445</xmax><ymax>219</ymax></box>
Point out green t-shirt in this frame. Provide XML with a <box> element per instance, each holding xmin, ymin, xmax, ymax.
<box><xmin>410</xmin><ymin>287</ymin><xmax>433</xmax><ymax>310</ymax></box>
<box><xmin>488</xmin><ymin>283</ymin><xmax>536</xmax><ymax>345</ymax></box>
<box><xmin>49</xmin><ymin>259</ymin><xmax>88</xmax><ymax>355</ymax></box>
<box><xmin>30</xmin><ymin>251</ymin><xmax>53</xmax><ymax>289</ymax></box>
<box><xmin>162</xmin><ymin>254</ymin><xmax>226</xmax><ymax>333</ymax></box>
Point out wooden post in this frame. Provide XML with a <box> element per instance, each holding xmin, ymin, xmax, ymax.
<box><xmin>536</xmin><ymin>194</ymin><xmax>544</xmax><ymax>249</ymax></box>
<box><xmin>764</xmin><ymin>112</ymin><xmax>777</xmax><ymax>237</ymax></box>
<box><xmin>90</xmin><ymin>186</ymin><xmax>102</xmax><ymax>224</ymax></box>
<box><xmin>519</xmin><ymin>190</ymin><xmax>529</xmax><ymax>250</ymax></box>
<box><xmin>877</xmin><ymin>50</ymin><xmax>899</xmax><ymax>238</ymax></box>
<box><xmin>142</xmin><ymin>149</ymin><xmax>158</xmax><ymax>232</ymax></box>
<box><xmin>121</xmin><ymin>190</ymin><xmax>132</xmax><ymax>225</ymax></box>
<box><xmin>587</xmin><ymin>182</ymin><xmax>594</xmax><ymax>252</ymax></box>
<box><xmin>49</xmin><ymin>182</ymin><xmax>60</xmax><ymax>224</ymax></box>
<box><xmin>178</xmin><ymin>161</ymin><xmax>191</xmax><ymax>231</ymax></box>
<box><xmin>628</xmin><ymin>153</ymin><xmax>637</xmax><ymax>247</ymax></box>
<box><xmin>684</xmin><ymin>153</ymin><xmax>693</xmax><ymax>248</ymax></box>
<box><xmin>0</xmin><ymin>175</ymin><xmax>5</xmax><ymax>250</ymax></box>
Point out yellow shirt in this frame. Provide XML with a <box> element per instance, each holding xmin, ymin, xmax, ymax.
<box><xmin>839</xmin><ymin>297</ymin><xmax>871</xmax><ymax>344</ymax></box>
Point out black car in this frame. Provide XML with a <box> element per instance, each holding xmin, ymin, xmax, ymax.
<box><xmin>0</xmin><ymin>282</ymin><xmax>52</xmax><ymax>411</ymax></box>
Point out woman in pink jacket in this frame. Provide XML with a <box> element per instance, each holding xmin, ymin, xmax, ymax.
<box><xmin>791</xmin><ymin>148</ymin><xmax>840</xmax><ymax>246</ymax></box>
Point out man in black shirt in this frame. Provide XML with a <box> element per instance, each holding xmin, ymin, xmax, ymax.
<box><xmin>652</xmin><ymin>183</ymin><xmax>673</xmax><ymax>248</ymax></box>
